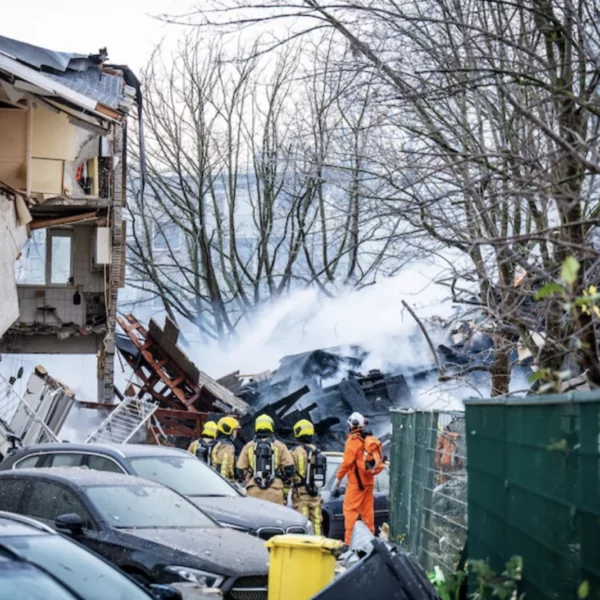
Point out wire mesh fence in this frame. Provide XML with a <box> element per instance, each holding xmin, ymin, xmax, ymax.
<box><xmin>465</xmin><ymin>393</ymin><xmax>600</xmax><ymax>600</ymax></box>
<box><xmin>389</xmin><ymin>408</ymin><xmax>468</xmax><ymax>575</ymax></box>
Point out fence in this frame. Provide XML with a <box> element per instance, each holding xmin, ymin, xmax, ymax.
<box><xmin>465</xmin><ymin>392</ymin><xmax>600</xmax><ymax>600</ymax></box>
<box><xmin>389</xmin><ymin>408</ymin><xmax>468</xmax><ymax>575</ymax></box>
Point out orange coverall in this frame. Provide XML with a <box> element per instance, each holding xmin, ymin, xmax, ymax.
<box><xmin>337</xmin><ymin>430</ymin><xmax>375</xmax><ymax>545</ymax></box>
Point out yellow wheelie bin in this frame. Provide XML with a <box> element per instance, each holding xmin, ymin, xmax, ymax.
<box><xmin>265</xmin><ymin>534</ymin><xmax>344</xmax><ymax>600</ymax></box>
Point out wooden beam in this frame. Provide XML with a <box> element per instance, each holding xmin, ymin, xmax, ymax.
<box><xmin>30</xmin><ymin>211</ymin><xmax>98</xmax><ymax>230</ymax></box>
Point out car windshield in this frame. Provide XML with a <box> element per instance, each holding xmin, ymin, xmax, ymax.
<box><xmin>85</xmin><ymin>483</ymin><xmax>217</xmax><ymax>529</ymax></box>
<box><xmin>2</xmin><ymin>535</ymin><xmax>151</xmax><ymax>600</ymax></box>
<box><xmin>128</xmin><ymin>455</ymin><xmax>239</xmax><ymax>497</ymax></box>
<box><xmin>0</xmin><ymin>562</ymin><xmax>77</xmax><ymax>600</ymax></box>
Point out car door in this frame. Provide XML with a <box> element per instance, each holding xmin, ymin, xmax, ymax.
<box><xmin>21</xmin><ymin>479</ymin><xmax>132</xmax><ymax>568</ymax></box>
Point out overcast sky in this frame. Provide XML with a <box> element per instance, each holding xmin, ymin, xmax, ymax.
<box><xmin>0</xmin><ymin>0</ymin><xmax>195</xmax><ymax>73</ymax></box>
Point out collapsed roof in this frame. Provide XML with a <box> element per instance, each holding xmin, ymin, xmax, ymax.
<box><xmin>0</xmin><ymin>35</ymin><xmax>140</xmax><ymax>129</ymax></box>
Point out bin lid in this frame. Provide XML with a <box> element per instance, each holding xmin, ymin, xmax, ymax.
<box><xmin>265</xmin><ymin>534</ymin><xmax>344</xmax><ymax>552</ymax></box>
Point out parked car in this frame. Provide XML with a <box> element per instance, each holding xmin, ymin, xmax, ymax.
<box><xmin>320</xmin><ymin>451</ymin><xmax>390</xmax><ymax>539</ymax></box>
<box><xmin>0</xmin><ymin>511</ymin><xmax>179</xmax><ymax>600</ymax></box>
<box><xmin>0</xmin><ymin>556</ymin><xmax>80</xmax><ymax>600</ymax></box>
<box><xmin>0</xmin><ymin>468</ymin><xmax>269</xmax><ymax>598</ymax></box>
<box><xmin>0</xmin><ymin>443</ymin><xmax>311</xmax><ymax>539</ymax></box>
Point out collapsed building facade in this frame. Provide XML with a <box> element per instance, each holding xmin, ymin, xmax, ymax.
<box><xmin>0</xmin><ymin>35</ymin><xmax>141</xmax><ymax>452</ymax></box>
<box><xmin>0</xmin><ymin>35</ymin><xmax>140</xmax><ymax>402</ymax></box>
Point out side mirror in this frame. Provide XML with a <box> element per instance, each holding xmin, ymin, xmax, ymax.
<box><xmin>55</xmin><ymin>513</ymin><xmax>84</xmax><ymax>535</ymax></box>
<box><xmin>339</xmin><ymin>486</ymin><xmax>347</xmax><ymax>495</ymax></box>
<box><xmin>148</xmin><ymin>584</ymin><xmax>183</xmax><ymax>600</ymax></box>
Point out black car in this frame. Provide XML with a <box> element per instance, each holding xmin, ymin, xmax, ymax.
<box><xmin>0</xmin><ymin>468</ymin><xmax>269</xmax><ymax>599</ymax></box>
<box><xmin>0</xmin><ymin>511</ymin><xmax>177</xmax><ymax>600</ymax></box>
<box><xmin>0</xmin><ymin>443</ymin><xmax>310</xmax><ymax>539</ymax></box>
<box><xmin>320</xmin><ymin>452</ymin><xmax>390</xmax><ymax>540</ymax></box>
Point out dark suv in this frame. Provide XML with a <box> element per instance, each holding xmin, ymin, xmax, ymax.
<box><xmin>0</xmin><ymin>443</ymin><xmax>311</xmax><ymax>538</ymax></box>
<box><xmin>0</xmin><ymin>468</ymin><xmax>269</xmax><ymax>598</ymax></box>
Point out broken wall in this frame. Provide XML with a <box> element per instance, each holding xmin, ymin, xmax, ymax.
<box><xmin>0</xmin><ymin>191</ymin><xmax>29</xmax><ymax>337</ymax></box>
<box><xmin>15</xmin><ymin>225</ymin><xmax>105</xmax><ymax>328</ymax></box>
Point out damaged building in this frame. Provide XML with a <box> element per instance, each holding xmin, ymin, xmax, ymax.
<box><xmin>0</xmin><ymin>35</ymin><xmax>141</xmax><ymax>403</ymax></box>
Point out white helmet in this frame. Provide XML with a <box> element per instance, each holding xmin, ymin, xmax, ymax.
<box><xmin>347</xmin><ymin>412</ymin><xmax>367</xmax><ymax>429</ymax></box>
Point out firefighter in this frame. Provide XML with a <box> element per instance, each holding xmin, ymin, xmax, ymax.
<box><xmin>211</xmin><ymin>416</ymin><xmax>241</xmax><ymax>482</ymax></box>
<box><xmin>187</xmin><ymin>421</ymin><xmax>218</xmax><ymax>464</ymax></box>
<box><xmin>333</xmin><ymin>412</ymin><xmax>381</xmax><ymax>545</ymax></box>
<box><xmin>290</xmin><ymin>419</ymin><xmax>327</xmax><ymax>535</ymax></box>
<box><xmin>236</xmin><ymin>414</ymin><xmax>295</xmax><ymax>505</ymax></box>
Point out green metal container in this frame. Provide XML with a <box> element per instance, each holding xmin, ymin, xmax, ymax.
<box><xmin>465</xmin><ymin>392</ymin><xmax>600</xmax><ymax>600</ymax></box>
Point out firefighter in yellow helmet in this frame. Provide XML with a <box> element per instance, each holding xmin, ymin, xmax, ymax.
<box><xmin>211</xmin><ymin>416</ymin><xmax>241</xmax><ymax>482</ymax></box>
<box><xmin>236</xmin><ymin>414</ymin><xmax>295</xmax><ymax>505</ymax></box>
<box><xmin>187</xmin><ymin>420</ymin><xmax>218</xmax><ymax>464</ymax></box>
<box><xmin>290</xmin><ymin>419</ymin><xmax>327</xmax><ymax>535</ymax></box>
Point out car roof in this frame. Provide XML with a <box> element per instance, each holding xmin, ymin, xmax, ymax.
<box><xmin>0</xmin><ymin>467</ymin><xmax>164</xmax><ymax>488</ymax></box>
<box><xmin>0</xmin><ymin>513</ymin><xmax>54</xmax><ymax>537</ymax></box>
<box><xmin>10</xmin><ymin>443</ymin><xmax>190</xmax><ymax>459</ymax></box>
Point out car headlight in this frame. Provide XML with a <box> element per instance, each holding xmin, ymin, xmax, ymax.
<box><xmin>217</xmin><ymin>521</ymin><xmax>250</xmax><ymax>532</ymax></box>
<box><xmin>164</xmin><ymin>566</ymin><xmax>224</xmax><ymax>588</ymax></box>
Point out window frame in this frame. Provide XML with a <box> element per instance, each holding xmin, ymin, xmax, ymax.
<box><xmin>16</xmin><ymin>228</ymin><xmax>74</xmax><ymax>288</ymax></box>
<box><xmin>152</xmin><ymin>222</ymin><xmax>181</xmax><ymax>252</ymax></box>
<box><xmin>13</xmin><ymin>452</ymin><xmax>126</xmax><ymax>475</ymax></box>
<box><xmin>22</xmin><ymin>479</ymin><xmax>97</xmax><ymax>531</ymax></box>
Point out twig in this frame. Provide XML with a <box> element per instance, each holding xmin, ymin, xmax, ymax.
<box><xmin>401</xmin><ymin>300</ymin><xmax>446</xmax><ymax>379</ymax></box>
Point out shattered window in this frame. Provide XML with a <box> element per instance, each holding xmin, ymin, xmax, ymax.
<box><xmin>15</xmin><ymin>229</ymin><xmax>46</xmax><ymax>285</ymax></box>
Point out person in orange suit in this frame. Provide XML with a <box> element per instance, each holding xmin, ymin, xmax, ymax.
<box><xmin>333</xmin><ymin>412</ymin><xmax>379</xmax><ymax>546</ymax></box>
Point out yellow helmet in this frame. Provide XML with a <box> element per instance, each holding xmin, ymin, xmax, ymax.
<box><xmin>217</xmin><ymin>416</ymin><xmax>240</xmax><ymax>436</ymax></box>
<box><xmin>293</xmin><ymin>419</ymin><xmax>314</xmax><ymax>438</ymax></box>
<box><xmin>201</xmin><ymin>421</ymin><xmax>217</xmax><ymax>439</ymax></box>
<box><xmin>255</xmin><ymin>414</ymin><xmax>275</xmax><ymax>433</ymax></box>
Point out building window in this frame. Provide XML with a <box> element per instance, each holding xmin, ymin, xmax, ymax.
<box><xmin>153</xmin><ymin>222</ymin><xmax>180</xmax><ymax>251</ymax></box>
<box><xmin>15</xmin><ymin>229</ymin><xmax>73</xmax><ymax>286</ymax></box>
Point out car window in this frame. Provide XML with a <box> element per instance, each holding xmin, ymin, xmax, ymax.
<box><xmin>48</xmin><ymin>454</ymin><xmax>84</xmax><ymax>468</ymax></box>
<box><xmin>85</xmin><ymin>455</ymin><xmax>124</xmax><ymax>474</ymax></box>
<box><xmin>3</xmin><ymin>535</ymin><xmax>152</xmax><ymax>600</ymax></box>
<box><xmin>377</xmin><ymin>468</ymin><xmax>390</xmax><ymax>493</ymax></box>
<box><xmin>24</xmin><ymin>481</ymin><xmax>91</xmax><ymax>525</ymax></box>
<box><xmin>128</xmin><ymin>455</ymin><xmax>238</xmax><ymax>497</ymax></box>
<box><xmin>0</xmin><ymin>561</ymin><xmax>78</xmax><ymax>600</ymax></box>
<box><xmin>325</xmin><ymin>459</ymin><xmax>342</xmax><ymax>489</ymax></box>
<box><xmin>14</xmin><ymin>455</ymin><xmax>43</xmax><ymax>469</ymax></box>
<box><xmin>0</xmin><ymin>479</ymin><xmax>28</xmax><ymax>512</ymax></box>
<box><xmin>85</xmin><ymin>483</ymin><xmax>217</xmax><ymax>529</ymax></box>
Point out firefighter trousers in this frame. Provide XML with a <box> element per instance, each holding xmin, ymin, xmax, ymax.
<box><xmin>292</xmin><ymin>493</ymin><xmax>322</xmax><ymax>535</ymax></box>
<box><xmin>246</xmin><ymin>484</ymin><xmax>285</xmax><ymax>505</ymax></box>
<box><xmin>343</xmin><ymin>483</ymin><xmax>374</xmax><ymax>545</ymax></box>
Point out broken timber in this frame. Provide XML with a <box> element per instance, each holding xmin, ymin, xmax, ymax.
<box><xmin>115</xmin><ymin>315</ymin><xmax>248</xmax><ymax>442</ymax></box>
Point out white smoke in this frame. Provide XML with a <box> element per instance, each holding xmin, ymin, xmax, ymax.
<box><xmin>191</xmin><ymin>262</ymin><xmax>491</xmax><ymax>409</ymax></box>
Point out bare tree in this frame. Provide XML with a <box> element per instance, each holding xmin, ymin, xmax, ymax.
<box><xmin>127</xmin><ymin>33</ymin><xmax>408</xmax><ymax>341</ymax></box>
<box><xmin>172</xmin><ymin>0</ymin><xmax>600</xmax><ymax>392</ymax></box>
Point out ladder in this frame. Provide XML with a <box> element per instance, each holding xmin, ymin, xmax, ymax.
<box><xmin>84</xmin><ymin>396</ymin><xmax>157</xmax><ymax>444</ymax></box>
<box><xmin>0</xmin><ymin>372</ymin><xmax>60</xmax><ymax>446</ymax></box>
